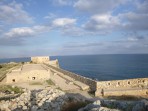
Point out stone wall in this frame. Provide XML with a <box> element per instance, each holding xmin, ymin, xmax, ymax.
<box><xmin>6</xmin><ymin>70</ymin><xmax>50</xmax><ymax>83</ymax></box>
<box><xmin>45</xmin><ymin>64</ymin><xmax>148</xmax><ymax>97</ymax></box>
<box><xmin>45</xmin><ymin>64</ymin><xmax>97</xmax><ymax>91</ymax></box>
<box><xmin>96</xmin><ymin>78</ymin><xmax>148</xmax><ymax>89</ymax></box>
<box><xmin>31</xmin><ymin>56</ymin><xmax>50</xmax><ymax>63</ymax></box>
<box><xmin>95</xmin><ymin>78</ymin><xmax>148</xmax><ymax>96</ymax></box>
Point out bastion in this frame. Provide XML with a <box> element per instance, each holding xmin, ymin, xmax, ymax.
<box><xmin>6</xmin><ymin>56</ymin><xmax>59</xmax><ymax>83</ymax></box>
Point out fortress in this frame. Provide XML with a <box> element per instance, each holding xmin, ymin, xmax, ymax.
<box><xmin>31</xmin><ymin>56</ymin><xmax>50</xmax><ymax>63</ymax></box>
<box><xmin>6</xmin><ymin>56</ymin><xmax>59</xmax><ymax>83</ymax></box>
<box><xmin>5</xmin><ymin>56</ymin><xmax>148</xmax><ymax>97</ymax></box>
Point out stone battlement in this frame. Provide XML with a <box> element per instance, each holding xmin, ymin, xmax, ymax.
<box><xmin>45</xmin><ymin>64</ymin><xmax>148</xmax><ymax>97</ymax></box>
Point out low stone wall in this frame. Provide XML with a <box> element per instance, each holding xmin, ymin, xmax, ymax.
<box><xmin>102</xmin><ymin>89</ymin><xmax>148</xmax><ymax>97</ymax></box>
<box><xmin>95</xmin><ymin>78</ymin><xmax>148</xmax><ymax>96</ymax></box>
<box><xmin>96</xmin><ymin>78</ymin><xmax>148</xmax><ymax>89</ymax></box>
<box><xmin>45</xmin><ymin>64</ymin><xmax>97</xmax><ymax>91</ymax></box>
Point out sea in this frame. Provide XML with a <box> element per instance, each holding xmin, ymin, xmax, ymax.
<box><xmin>0</xmin><ymin>54</ymin><xmax>148</xmax><ymax>81</ymax></box>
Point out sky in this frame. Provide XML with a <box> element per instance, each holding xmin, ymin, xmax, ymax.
<box><xmin>0</xmin><ymin>0</ymin><xmax>148</xmax><ymax>58</ymax></box>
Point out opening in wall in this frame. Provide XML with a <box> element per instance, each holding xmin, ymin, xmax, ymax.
<box><xmin>12</xmin><ymin>79</ymin><xmax>15</xmax><ymax>82</ymax></box>
<box><xmin>32</xmin><ymin>77</ymin><xmax>36</xmax><ymax>80</ymax></box>
<box><xmin>128</xmin><ymin>81</ymin><xmax>130</xmax><ymax>84</ymax></box>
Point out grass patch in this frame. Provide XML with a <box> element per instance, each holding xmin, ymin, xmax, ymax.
<box><xmin>0</xmin><ymin>85</ymin><xmax>23</xmax><ymax>94</ymax></box>
<box><xmin>29</xmin><ymin>82</ymin><xmax>43</xmax><ymax>85</ymax></box>
<box><xmin>0</xmin><ymin>63</ymin><xmax>21</xmax><ymax>81</ymax></box>
<box><xmin>46</xmin><ymin>79</ymin><xmax>55</xmax><ymax>85</ymax></box>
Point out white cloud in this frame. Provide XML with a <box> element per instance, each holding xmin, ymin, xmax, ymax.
<box><xmin>83</xmin><ymin>14</ymin><xmax>121</xmax><ymax>32</ymax></box>
<box><xmin>52</xmin><ymin>0</ymin><xmax>74</xmax><ymax>6</ymax></box>
<box><xmin>74</xmin><ymin>0</ymin><xmax>126</xmax><ymax>14</ymax></box>
<box><xmin>5</xmin><ymin>27</ymin><xmax>34</xmax><ymax>38</ymax></box>
<box><xmin>4</xmin><ymin>25</ymin><xmax>51</xmax><ymax>38</ymax></box>
<box><xmin>0</xmin><ymin>1</ymin><xmax>33</xmax><ymax>24</ymax></box>
<box><xmin>52</xmin><ymin>18</ymin><xmax>76</xmax><ymax>27</ymax></box>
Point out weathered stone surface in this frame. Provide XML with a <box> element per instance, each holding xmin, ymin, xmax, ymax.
<box><xmin>78</xmin><ymin>99</ymin><xmax>148</xmax><ymax>111</ymax></box>
<box><xmin>0</xmin><ymin>88</ymin><xmax>74</xmax><ymax>111</ymax></box>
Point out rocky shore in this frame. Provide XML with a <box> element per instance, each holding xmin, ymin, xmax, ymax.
<box><xmin>0</xmin><ymin>87</ymin><xmax>148</xmax><ymax>111</ymax></box>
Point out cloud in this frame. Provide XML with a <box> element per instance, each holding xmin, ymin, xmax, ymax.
<box><xmin>52</xmin><ymin>0</ymin><xmax>75</xmax><ymax>6</ymax></box>
<box><xmin>0</xmin><ymin>1</ymin><xmax>33</xmax><ymax>24</ymax></box>
<box><xmin>5</xmin><ymin>27</ymin><xmax>34</xmax><ymax>38</ymax></box>
<box><xmin>120</xmin><ymin>12</ymin><xmax>148</xmax><ymax>31</ymax></box>
<box><xmin>3</xmin><ymin>25</ymin><xmax>51</xmax><ymax>39</ymax></box>
<box><xmin>83</xmin><ymin>14</ymin><xmax>121</xmax><ymax>33</ymax></box>
<box><xmin>44</xmin><ymin>13</ymin><xmax>57</xmax><ymax>20</ymax></box>
<box><xmin>63</xmin><ymin>34</ymin><xmax>148</xmax><ymax>54</ymax></box>
<box><xmin>52</xmin><ymin>18</ymin><xmax>76</xmax><ymax>27</ymax></box>
<box><xmin>74</xmin><ymin>0</ymin><xmax>126</xmax><ymax>14</ymax></box>
<box><xmin>0</xmin><ymin>25</ymin><xmax>52</xmax><ymax>46</ymax></box>
<box><xmin>79</xmin><ymin>0</ymin><xmax>148</xmax><ymax>34</ymax></box>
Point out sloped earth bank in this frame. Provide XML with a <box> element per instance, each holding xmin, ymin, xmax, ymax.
<box><xmin>0</xmin><ymin>87</ymin><xmax>148</xmax><ymax>111</ymax></box>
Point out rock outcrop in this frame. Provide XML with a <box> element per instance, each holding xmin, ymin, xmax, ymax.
<box><xmin>79</xmin><ymin>99</ymin><xmax>148</xmax><ymax>111</ymax></box>
<box><xmin>0</xmin><ymin>87</ymin><xmax>148</xmax><ymax>111</ymax></box>
<box><xmin>0</xmin><ymin>88</ymin><xmax>68</xmax><ymax>111</ymax></box>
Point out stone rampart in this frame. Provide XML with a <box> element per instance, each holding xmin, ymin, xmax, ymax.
<box><xmin>95</xmin><ymin>78</ymin><xmax>148</xmax><ymax>96</ymax></box>
<box><xmin>45</xmin><ymin>64</ymin><xmax>148</xmax><ymax>97</ymax></box>
<box><xmin>96</xmin><ymin>78</ymin><xmax>148</xmax><ymax>89</ymax></box>
<box><xmin>45</xmin><ymin>64</ymin><xmax>97</xmax><ymax>91</ymax></box>
<box><xmin>103</xmin><ymin>89</ymin><xmax>148</xmax><ymax>97</ymax></box>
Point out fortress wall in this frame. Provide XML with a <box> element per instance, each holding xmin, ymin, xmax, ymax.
<box><xmin>45</xmin><ymin>64</ymin><xmax>148</xmax><ymax>96</ymax></box>
<box><xmin>62</xmin><ymin>71</ymin><xmax>97</xmax><ymax>91</ymax></box>
<box><xmin>6</xmin><ymin>70</ymin><xmax>50</xmax><ymax>83</ymax></box>
<box><xmin>103</xmin><ymin>89</ymin><xmax>148</xmax><ymax>97</ymax></box>
<box><xmin>46</xmin><ymin>64</ymin><xmax>97</xmax><ymax>91</ymax></box>
<box><xmin>48</xmin><ymin>60</ymin><xmax>59</xmax><ymax>68</ymax></box>
<box><xmin>96</xmin><ymin>78</ymin><xmax>148</xmax><ymax>89</ymax></box>
<box><xmin>95</xmin><ymin>78</ymin><xmax>148</xmax><ymax>96</ymax></box>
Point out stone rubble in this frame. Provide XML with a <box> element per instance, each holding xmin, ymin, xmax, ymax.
<box><xmin>1</xmin><ymin>87</ymin><xmax>148</xmax><ymax>111</ymax></box>
<box><xmin>0</xmin><ymin>88</ymin><xmax>69</xmax><ymax>111</ymax></box>
<box><xmin>78</xmin><ymin>99</ymin><xmax>148</xmax><ymax>111</ymax></box>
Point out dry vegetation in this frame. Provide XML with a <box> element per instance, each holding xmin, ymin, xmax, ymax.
<box><xmin>0</xmin><ymin>63</ymin><xmax>20</xmax><ymax>81</ymax></box>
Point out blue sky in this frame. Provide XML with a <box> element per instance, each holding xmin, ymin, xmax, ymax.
<box><xmin>0</xmin><ymin>0</ymin><xmax>148</xmax><ymax>58</ymax></box>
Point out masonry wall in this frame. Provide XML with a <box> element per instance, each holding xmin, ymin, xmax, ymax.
<box><xmin>31</xmin><ymin>56</ymin><xmax>50</xmax><ymax>63</ymax></box>
<box><xmin>96</xmin><ymin>78</ymin><xmax>148</xmax><ymax>89</ymax></box>
<box><xmin>46</xmin><ymin>64</ymin><xmax>97</xmax><ymax>91</ymax></box>
<box><xmin>6</xmin><ymin>70</ymin><xmax>50</xmax><ymax>83</ymax></box>
<box><xmin>95</xmin><ymin>78</ymin><xmax>148</xmax><ymax>96</ymax></box>
<box><xmin>45</xmin><ymin>64</ymin><xmax>148</xmax><ymax>97</ymax></box>
<box><xmin>103</xmin><ymin>89</ymin><xmax>148</xmax><ymax>97</ymax></box>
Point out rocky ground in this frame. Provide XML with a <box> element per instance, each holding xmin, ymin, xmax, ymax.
<box><xmin>0</xmin><ymin>87</ymin><xmax>91</xmax><ymax>111</ymax></box>
<box><xmin>79</xmin><ymin>98</ymin><xmax>148</xmax><ymax>111</ymax></box>
<box><xmin>0</xmin><ymin>87</ymin><xmax>148</xmax><ymax>111</ymax></box>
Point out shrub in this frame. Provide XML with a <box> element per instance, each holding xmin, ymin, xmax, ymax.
<box><xmin>0</xmin><ymin>65</ymin><xmax>2</xmax><ymax>69</ymax></box>
<box><xmin>0</xmin><ymin>85</ymin><xmax>23</xmax><ymax>94</ymax></box>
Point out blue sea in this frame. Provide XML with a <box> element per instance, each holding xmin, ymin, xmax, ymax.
<box><xmin>0</xmin><ymin>54</ymin><xmax>148</xmax><ymax>81</ymax></box>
